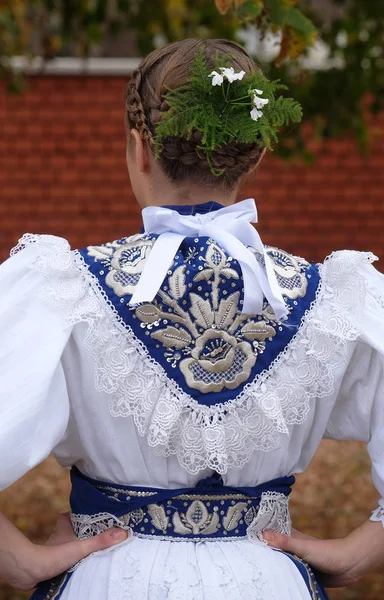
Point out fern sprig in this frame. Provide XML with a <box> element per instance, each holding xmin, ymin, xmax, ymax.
<box><xmin>154</xmin><ymin>49</ymin><xmax>303</xmax><ymax>175</ymax></box>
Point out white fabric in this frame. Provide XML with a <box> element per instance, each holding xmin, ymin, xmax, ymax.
<box><xmin>131</xmin><ymin>198</ymin><xmax>288</xmax><ymax>319</ymax></box>
<box><xmin>1</xmin><ymin>234</ymin><xmax>384</xmax><ymax>599</ymax></box>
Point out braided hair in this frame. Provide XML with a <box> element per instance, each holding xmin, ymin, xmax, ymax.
<box><xmin>125</xmin><ymin>39</ymin><xmax>264</xmax><ymax>188</ymax></box>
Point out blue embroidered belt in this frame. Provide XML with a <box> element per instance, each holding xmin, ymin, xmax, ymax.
<box><xmin>30</xmin><ymin>469</ymin><xmax>329</xmax><ymax>600</ymax></box>
<box><xmin>69</xmin><ymin>467</ymin><xmax>295</xmax><ymax>540</ymax></box>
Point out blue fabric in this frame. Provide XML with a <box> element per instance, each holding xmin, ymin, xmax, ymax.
<box><xmin>79</xmin><ymin>201</ymin><xmax>321</xmax><ymax>407</ymax></box>
<box><xmin>30</xmin><ymin>470</ymin><xmax>328</xmax><ymax>600</ymax></box>
<box><xmin>70</xmin><ymin>466</ymin><xmax>295</xmax><ymax>528</ymax></box>
<box><xmin>154</xmin><ymin>201</ymin><xmax>225</xmax><ymax>216</ymax></box>
<box><xmin>29</xmin><ymin>572</ymin><xmax>73</xmax><ymax>600</ymax></box>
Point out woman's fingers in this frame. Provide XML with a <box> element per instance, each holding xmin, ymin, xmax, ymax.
<box><xmin>33</xmin><ymin>528</ymin><xmax>128</xmax><ymax>583</ymax></box>
<box><xmin>262</xmin><ymin>531</ymin><xmax>348</xmax><ymax>575</ymax></box>
<box><xmin>45</xmin><ymin>513</ymin><xmax>77</xmax><ymax>546</ymax></box>
<box><xmin>290</xmin><ymin>527</ymin><xmax>317</xmax><ymax>541</ymax></box>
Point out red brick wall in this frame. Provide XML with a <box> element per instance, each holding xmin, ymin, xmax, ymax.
<box><xmin>1</xmin><ymin>75</ymin><xmax>384</xmax><ymax>265</ymax></box>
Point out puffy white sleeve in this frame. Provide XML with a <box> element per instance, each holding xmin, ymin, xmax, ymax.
<box><xmin>0</xmin><ymin>236</ymin><xmax>75</xmax><ymax>490</ymax></box>
<box><xmin>324</xmin><ymin>258</ymin><xmax>384</xmax><ymax>524</ymax></box>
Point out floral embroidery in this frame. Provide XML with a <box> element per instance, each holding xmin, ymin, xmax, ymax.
<box><xmin>88</xmin><ymin>235</ymin><xmax>155</xmax><ymax>297</ymax></box>
<box><xmin>70</xmin><ymin>495</ymin><xmax>271</xmax><ymax>540</ymax></box>
<box><xmin>252</xmin><ymin>247</ymin><xmax>308</xmax><ymax>300</ymax></box>
<box><xmin>86</xmin><ymin>235</ymin><xmax>310</xmax><ymax>395</ymax></box>
<box><xmin>180</xmin><ymin>329</ymin><xmax>257</xmax><ymax>393</ymax></box>
<box><xmin>133</xmin><ymin>242</ymin><xmax>281</xmax><ymax>393</ymax></box>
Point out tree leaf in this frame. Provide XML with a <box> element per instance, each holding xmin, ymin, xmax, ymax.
<box><xmin>264</xmin><ymin>0</ymin><xmax>288</xmax><ymax>25</ymax></box>
<box><xmin>189</xmin><ymin>293</ymin><xmax>214</xmax><ymax>329</ymax></box>
<box><xmin>151</xmin><ymin>326</ymin><xmax>192</xmax><ymax>349</ymax></box>
<box><xmin>236</xmin><ymin>0</ymin><xmax>263</xmax><ymax>19</ymax></box>
<box><xmin>241</xmin><ymin>320</ymin><xmax>276</xmax><ymax>341</ymax></box>
<box><xmin>276</xmin><ymin>25</ymin><xmax>291</xmax><ymax>65</ymax></box>
<box><xmin>215</xmin><ymin>0</ymin><xmax>233</xmax><ymax>15</ymax></box>
<box><xmin>135</xmin><ymin>303</ymin><xmax>161</xmax><ymax>323</ymax></box>
<box><xmin>169</xmin><ymin>265</ymin><xmax>187</xmax><ymax>299</ymax></box>
<box><xmin>277</xmin><ymin>25</ymin><xmax>315</xmax><ymax>65</ymax></box>
<box><xmin>193</xmin><ymin>268</ymin><xmax>214</xmax><ymax>282</ymax></box>
<box><xmin>286</xmin><ymin>6</ymin><xmax>316</xmax><ymax>37</ymax></box>
<box><xmin>215</xmin><ymin>292</ymin><xmax>240</xmax><ymax>329</ymax></box>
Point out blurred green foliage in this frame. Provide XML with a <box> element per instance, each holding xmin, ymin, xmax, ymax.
<box><xmin>1</xmin><ymin>0</ymin><xmax>383</xmax><ymax>158</ymax></box>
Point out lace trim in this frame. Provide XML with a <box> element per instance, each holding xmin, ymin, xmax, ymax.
<box><xmin>246</xmin><ymin>492</ymin><xmax>291</xmax><ymax>544</ymax></box>
<box><xmin>370</xmin><ymin>499</ymin><xmax>384</xmax><ymax>527</ymax></box>
<box><xmin>70</xmin><ymin>512</ymin><xmax>132</xmax><ymax>539</ymax></box>
<box><xmin>12</xmin><ymin>234</ymin><xmax>377</xmax><ymax>474</ymax></box>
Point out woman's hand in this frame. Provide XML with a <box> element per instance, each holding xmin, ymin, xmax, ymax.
<box><xmin>0</xmin><ymin>511</ymin><xmax>128</xmax><ymax>591</ymax></box>
<box><xmin>263</xmin><ymin>518</ymin><xmax>384</xmax><ymax>588</ymax></box>
<box><xmin>262</xmin><ymin>528</ymin><xmax>360</xmax><ymax>587</ymax></box>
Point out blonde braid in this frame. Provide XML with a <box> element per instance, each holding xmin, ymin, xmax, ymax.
<box><xmin>125</xmin><ymin>69</ymin><xmax>154</xmax><ymax>145</ymax></box>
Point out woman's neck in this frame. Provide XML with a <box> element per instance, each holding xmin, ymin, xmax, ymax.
<box><xmin>141</xmin><ymin>177</ymin><xmax>238</xmax><ymax>208</ymax></box>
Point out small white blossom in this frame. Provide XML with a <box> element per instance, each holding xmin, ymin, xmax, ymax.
<box><xmin>208</xmin><ymin>70</ymin><xmax>224</xmax><ymax>86</ymax></box>
<box><xmin>208</xmin><ymin>67</ymin><xmax>246</xmax><ymax>86</ymax></box>
<box><xmin>220</xmin><ymin>67</ymin><xmax>246</xmax><ymax>82</ymax></box>
<box><xmin>250</xmin><ymin>107</ymin><xmax>264</xmax><ymax>121</ymax></box>
<box><xmin>254</xmin><ymin>96</ymin><xmax>269</xmax><ymax>109</ymax></box>
<box><xmin>251</xmin><ymin>88</ymin><xmax>269</xmax><ymax>109</ymax></box>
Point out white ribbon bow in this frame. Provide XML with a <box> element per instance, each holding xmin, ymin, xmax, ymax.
<box><xmin>129</xmin><ymin>198</ymin><xmax>288</xmax><ymax>320</ymax></box>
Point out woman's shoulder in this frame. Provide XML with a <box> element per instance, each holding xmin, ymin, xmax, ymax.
<box><xmin>3</xmin><ymin>233</ymin><xmax>94</xmax><ymax>325</ymax></box>
<box><xmin>10</xmin><ymin>232</ymin><xmax>72</xmax><ymax>255</ymax></box>
<box><xmin>318</xmin><ymin>249</ymin><xmax>380</xmax><ymax>307</ymax></box>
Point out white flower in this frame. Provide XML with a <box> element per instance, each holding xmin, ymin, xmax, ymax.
<box><xmin>250</xmin><ymin>107</ymin><xmax>264</xmax><ymax>121</ymax></box>
<box><xmin>220</xmin><ymin>67</ymin><xmax>246</xmax><ymax>83</ymax></box>
<box><xmin>208</xmin><ymin>67</ymin><xmax>246</xmax><ymax>86</ymax></box>
<box><xmin>254</xmin><ymin>96</ymin><xmax>269</xmax><ymax>109</ymax></box>
<box><xmin>251</xmin><ymin>88</ymin><xmax>269</xmax><ymax>109</ymax></box>
<box><xmin>208</xmin><ymin>70</ymin><xmax>224</xmax><ymax>86</ymax></box>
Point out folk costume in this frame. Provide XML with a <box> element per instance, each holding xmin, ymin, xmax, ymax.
<box><xmin>2</xmin><ymin>51</ymin><xmax>384</xmax><ymax>600</ymax></box>
<box><xmin>1</xmin><ymin>198</ymin><xmax>384</xmax><ymax>600</ymax></box>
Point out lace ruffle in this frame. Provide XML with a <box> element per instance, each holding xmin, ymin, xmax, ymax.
<box><xmin>13</xmin><ymin>234</ymin><xmax>377</xmax><ymax>475</ymax></box>
<box><xmin>370</xmin><ymin>499</ymin><xmax>384</xmax><ymax>528</ymax></box>
<box><xmin>246</xmin><ymin>492</ymin><xmax>291</xmax><ymax>544</ymax></box>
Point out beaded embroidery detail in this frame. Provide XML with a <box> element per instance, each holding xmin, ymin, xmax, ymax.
<box><xmin>69</xmin><ymin>480</ymin><xmax>291</xmax><ymax>541</ymax></box>
<box><xmin>82</xmin><ymin>234</ymin><xmax>314</xmax><ymax>397</ymax></box>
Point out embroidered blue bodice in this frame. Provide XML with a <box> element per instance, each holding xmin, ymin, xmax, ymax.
<box><xmin>79</xmin><ymin>202</ymin><xmax>320</xmax><ymax>408</ymax></box>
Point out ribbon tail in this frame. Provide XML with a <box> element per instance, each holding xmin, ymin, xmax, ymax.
<box><xmin>129</xmin><ymin>232</ymin><xmax>185</xmax><ymax>305</ymax></box>
<box><xmin>262</xmin><ymin>252</ymin><xmax>288</xmax><ymax>321</ymax></box>
<box><xmin>203</xmin><ymin>224</ymin><xmax>265</xmax><ymax>315</ymax></box>
<box><xmin>244</xmin><ymin>226</ymin><xmax>288</xmax><ymax>321</ymax></box>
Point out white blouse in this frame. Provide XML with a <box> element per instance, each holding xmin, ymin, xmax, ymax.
<box><xmin>1</xmin><ymin>233</ymin><xmax>384</xmax><ymax>600</ymax></box>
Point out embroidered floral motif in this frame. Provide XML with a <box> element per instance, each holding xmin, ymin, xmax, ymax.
<box><xmin>180</xmin><ymin>329</ymin><xmax>257</xmax><ymax>393</ymax></box>
<box><xmin>86</xmin><ymin>235</ymin><xmax>309</xmax><ymax>394</ymax></box>
<box><xmin>132</xmin><ymin>242</ymin><xmax>287</xmax><ymax>394</ymax></box>
<box><xmin>173</xmin><ymin>500</ymin><xmax>220</xmax><ymax>535</ymax></box>
<box><xmin>253</xmin><ymin>247</ymin><xmax>309</xmax><ymax>300</ymax></box>
<box><xmin>147</xmin><ymin>504</ymin><xmax>169</xmax><ymax>534</ymax></box>
<box><xmin>70</xmin><ymin>498</ymin><xmax>269</xmax><ymax>539</ymax></box>
<box><xmin>88</xmin><ymin>235</ymin><xmax>155</xmax><ymax>297</ymax></box>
